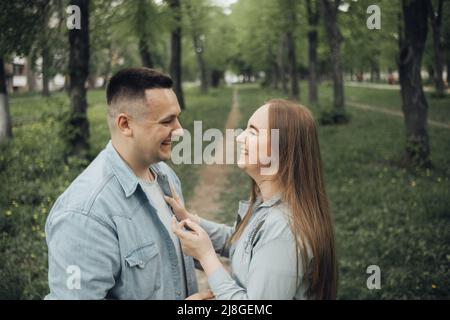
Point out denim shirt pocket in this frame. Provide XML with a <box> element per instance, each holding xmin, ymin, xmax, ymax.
<box><xmin>125</xmin><ymin>242</ymin><xmax>161</xmax><ymax>298</ymax></box>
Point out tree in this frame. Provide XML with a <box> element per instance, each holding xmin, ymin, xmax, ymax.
<box><xmin>306</xmin><ymin>0</ymin><xmax>320</xmax><ymax>103</ymax></box>
<box><xmin>67</xmin><ymin>0</ymin><xmax>90</xmax><ymax>156</ymax></box>
<box><xmin>280</xmin><ymin>0</ymin><xmax>299</xmax><ymax>101</ymax></box>
<box><xmin>321</xmin><ymin>0</ymin><xmax>348</xmax><ymax>123</ymax></box>
<box><xmin>398</xmin><ymin>0</ymin><xmax>430</xmax><ymax>167</ymax></box>
<box><xmin>426</xmin><ymin>0</ymin><xmax>446</xmax><ymax>96</ymax></box>
<box><xmin>32</xmin><ymin>0</ymin><xmax>67</xmax><ymax>97</ymax></box>
<box><xmin>133</xmin><ymin>0</ymin><xmax>162</xmax><ymax>68</ymax></box>
<box><xmin>168</xmin><ymin>0</ymin><xmax>185</xmax><ymax>109</ymax></box>
<box><xmin>184</xmin><ymin>0</ymin><xmax>209</xmax><ymax>94</ymax></box>
<box><xmin>0</xmin><ymin>1</ymin><xmax>47</xmax><ymax>144</ymax></box>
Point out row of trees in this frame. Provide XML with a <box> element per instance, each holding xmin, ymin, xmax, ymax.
<box><xmin>0</xmin><ymin>0</ymin><xmax>448</xmax><ymax>167</ymax></box>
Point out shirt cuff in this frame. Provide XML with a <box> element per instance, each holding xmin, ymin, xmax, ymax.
<box><xmin>207</xmin><ymin>265</ymin><xmax>234</xmax><ymax>294</ymax></box>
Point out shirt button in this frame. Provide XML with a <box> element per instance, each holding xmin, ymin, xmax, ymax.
<box><xmin>176</xmin><ymin>291</ymin><xmax>181</xmax><ymax>296</ymax></box>
<box><xmin>138</xmin><ymin>261</ymin><xmax>145</xmax><ymax>268</ymax></box>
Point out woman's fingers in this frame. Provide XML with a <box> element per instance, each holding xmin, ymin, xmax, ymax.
<box><xmin>171</xmin><ymin>217</ymin><xmax>196</xmax><ymax>240</ymax></box>
<box><xmin>183</xmin><ymin>219</ymin><xmax>203</xmax><ymax>234</ymax></box>
<box><xmin>169</xmin><ymin>183</ymin><xmax>180</xmax><ymax>201</ymax></box>
<box><xmin>164</xmin><ymin>195</ymin><xmax>176</xmax><ymax>207</ymax></box>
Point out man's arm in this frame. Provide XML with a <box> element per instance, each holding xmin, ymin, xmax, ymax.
<box><xmin>45</xmin><ymin>210</ymin><xmax>120</xmax><ymax>299</ymax></box>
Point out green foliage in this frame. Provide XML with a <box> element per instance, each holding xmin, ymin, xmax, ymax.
<box><xmin>0</xmin><ymin>1</ymin><xmax>48</xmax><ymax>57</ymax></box>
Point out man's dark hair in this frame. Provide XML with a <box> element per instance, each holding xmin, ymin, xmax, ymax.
<box><xmin>106</xmin><ymin>67</ymin><xmax>173</xmax><ymax>106</ymax></box>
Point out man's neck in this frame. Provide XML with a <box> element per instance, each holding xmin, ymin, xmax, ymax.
<box><xmin>111</xmin><ymin>140</ymin><xmax>155</xmax><ymax>182</ymax></box>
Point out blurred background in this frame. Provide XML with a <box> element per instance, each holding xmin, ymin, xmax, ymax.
<box><xmin>0</xmin><ymin>0</ymin><xmax>449</xmax><ymax>299</ymax></box>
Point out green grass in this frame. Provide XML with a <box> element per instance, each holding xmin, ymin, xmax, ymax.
<box><xmin>216</xmin><ymin>83</ymin><xmax>450</xmax><ymax>299</ymax></box>
<box><xmin>343</xmin><ymin>85</ymin><xmax>450</xmax><ymax>125</ymax></box>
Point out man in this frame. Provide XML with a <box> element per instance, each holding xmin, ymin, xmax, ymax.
<box><xmin>45</xmin><ymin>68</ymin><xmax>205</xmax><ymax>299</ymax></box>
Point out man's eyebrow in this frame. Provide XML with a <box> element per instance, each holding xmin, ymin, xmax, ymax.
<box><xmin>159</xmin><ymin>113</ymin><xmax>179</xmax><ymax>122</ymax></box>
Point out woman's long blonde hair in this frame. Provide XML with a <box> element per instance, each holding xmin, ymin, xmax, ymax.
<box><xmin>229</xmin><ymin>99</ymin><xmax>338</xmax><ymax>299</ymax></box>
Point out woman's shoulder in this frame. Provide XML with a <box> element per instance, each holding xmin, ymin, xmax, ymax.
<box><xmin>259</xmin><ymin>203</ymin><xmax>293</xmax><ymax>241</ymax></box>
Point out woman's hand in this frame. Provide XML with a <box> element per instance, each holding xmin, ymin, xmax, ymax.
<box><xmin>171</xmin><ymin>217</ymin><xmax>216</xmax><ymax>262</ymax></box>
<box><xmin>164</xmin><ymin>184</ymin><xmax>200</xmax><ymax>224</ymax></box>
<box><xmin>185</xmin><ymin>290</ymin><xmax>215</xmax><ymax>300</ymax></box>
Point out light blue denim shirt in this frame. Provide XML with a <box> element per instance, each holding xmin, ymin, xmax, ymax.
<box><xmin>200</xmin><ymin>195</ymin><xmax>313</xmax><ymax>300</ymax></box>
<box><xmin>45</xmin><ymin>141</ymin><xmax>198</xmax><ymax>299</ymax></box>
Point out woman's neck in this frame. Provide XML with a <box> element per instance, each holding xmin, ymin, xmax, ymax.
<box><xmin>254</xmin><ymin>176</ymin><xmax>281</xmax><ymax>202</ymax></box>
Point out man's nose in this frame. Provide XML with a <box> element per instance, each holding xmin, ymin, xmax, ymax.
<box><xmin>173</xmin><ymin>118</ymin><xmax>182</xmax><ymax>131</ymax></box>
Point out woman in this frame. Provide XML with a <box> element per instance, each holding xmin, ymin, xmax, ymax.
<box><xmin>165</xmin><ymin>99</ymin><xmax>338</xmax><ymax>299</ymax></box>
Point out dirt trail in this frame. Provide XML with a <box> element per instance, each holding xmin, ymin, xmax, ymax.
<box><xmin>187</xmin><ymin>87</ymin><xmax>240</xmax><ymax>292</ymax></box>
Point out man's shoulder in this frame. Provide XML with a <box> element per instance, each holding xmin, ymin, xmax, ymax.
<box><xmin>47</xmin><ymin>150</ymin><xmax>122</xmax><ymax>222</ymax></box>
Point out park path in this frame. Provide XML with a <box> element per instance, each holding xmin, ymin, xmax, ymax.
<box><xmin>347</xmin><ymin>101</ymin><xmax>450</xmax><ymax>130</ymax></box>
<box><xmin>187</xmin><ymin>87</ymin><xmax>241</xmax><ymax>292</ymax></box>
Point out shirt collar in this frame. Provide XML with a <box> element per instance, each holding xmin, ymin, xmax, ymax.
<box><xmin>105</xmin><ymin>140</ymin><xmax>167</xmax><ymax>198</ymax></box>
<box><xmin>237</xmin><ymin>193</ymin><xmax>282</xmax><ymax>219</ymax></box>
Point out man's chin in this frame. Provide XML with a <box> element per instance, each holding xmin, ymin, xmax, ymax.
<box><xmin>158</xmin><ymin>149</ymin><xmax>172</xmax><ymax>161</ymax></box>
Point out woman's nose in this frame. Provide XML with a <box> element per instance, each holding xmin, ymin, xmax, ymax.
<box><xmin>236</xmin><ymin>131</ymin><xmax>246</xmax><ymax>144</ymax></box>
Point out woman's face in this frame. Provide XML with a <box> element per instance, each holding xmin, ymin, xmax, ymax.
<box><xmin>236</xmin><ymin>104</ymin><xmax>271</xmax><ymax>176</ymax></box>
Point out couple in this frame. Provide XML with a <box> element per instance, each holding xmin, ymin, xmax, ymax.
<box><xmin>45</xmin><ymin>67</ymin><xmax>337</xmax><ymax>300</ymax></box>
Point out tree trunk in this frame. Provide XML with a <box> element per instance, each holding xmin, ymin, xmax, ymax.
<box><xmin>193</xmin><ymin>33</ymin><xmax>208</xmax><ymax>94</ymax></box>
<box><xmin>68</xmin><ymin>0</ymin><xmax>90</xmax><ymax>156</ymax></box>
<box><xmin>168</xmin><ymin>0</ymin><xmax>185</xmax><ymax>109</ymax></box>
<box><xmin>42</xmin><ymin>44</ymin><xmax>51</xmax><ymax>96</ymax></box>
<box><xmin>0</xmin><ymin>57</ymin><xmax>13</xmax><ymax>143</ymax></box>
<box><xmin>399</xmin><ymin>0</ymin><xmax>430</xmax><ymax>167</ymax></box>
<box><xmin>138</xmin><ymin>37</ymin><xmax>153</xmax><ymax>68</ymax></box>
<box><xmin>447</xmin><ymin>58</ymin><xmax>450</xmax><ymax>84</ymax></box>
<box><xmin>278</xmin><ymin>38</ymin><xmax>289</xmax><ymax>94</ymax></box>
<box><xmin>286</xmin><ymin>5</ymin><xmax>299</xmax><ymax>101</ymax></box>
<box><xmin>26</xmin><ymin>57</ymin><xmax>37</xmax><ymax>92</ymax></box>
<box><xmin>322</xmin><ymin>0</ymin><xmax>345</xmax><ymax>112</ymax></box>
<box><xmin>426</xmin><ymin>0</ymin><xmax>445</xmax><ymax>96</ymax></box>
<box><xmin>211</xmin><ymin>69</ymin><xmax>223</xmax><ymax>88</ymax></box>
<box><xmin>102</xmin><ymin>42</ymin><xmax>113</xmax><ymax>88</ymax></box>
<box><xmin>306</xmin><ymin>0</ymin><xmax>319</xmax><ymax>103</ymax></box>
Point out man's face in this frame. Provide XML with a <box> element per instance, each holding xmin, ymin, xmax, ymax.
<box><xmin>130</xmin><ymin>88</ymin><xmax>182</xmax><ymax>164</ymax></box>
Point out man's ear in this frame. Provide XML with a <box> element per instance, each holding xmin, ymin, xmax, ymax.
<box><xmin>117</xmin><ymin>113</ymin><xmax>133</xmax><ymax>137</ymax></box>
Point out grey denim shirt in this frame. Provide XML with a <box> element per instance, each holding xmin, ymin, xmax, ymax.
<box><xmin>200</xmin><ymin>195</ymin><xmax>313</xmax><ymax>300</ymax></box>
<box><xmin>45</xmin><ymin>141</ymin><xmax>198</xmax><ymax>299</ymax></box>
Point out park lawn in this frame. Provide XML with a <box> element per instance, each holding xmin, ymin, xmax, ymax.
<box><xmin>215</xmin><ymin>83</ymin><xmax>450</xmax><ymax>299</ymax></box>
<box><xmin>342</xmin><ymin>84</ymin><xmax>450</xmax><ymax>125</ymax></box>
<box><xmin>0</xmin><ymin>86</ymin><xmax>231</xmax><ymax>299</ymax></box>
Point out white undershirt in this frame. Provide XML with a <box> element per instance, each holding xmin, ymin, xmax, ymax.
<box><xmin>139</xmin><ymin>172</ymin><xmax>187</xmax><ymax>297</ymax></box>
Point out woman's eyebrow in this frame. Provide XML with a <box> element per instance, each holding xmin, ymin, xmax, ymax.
<box><xmin>249</xmin><ymin>124</ymin><xmax>259</xmax><ymax>132</ymax></box>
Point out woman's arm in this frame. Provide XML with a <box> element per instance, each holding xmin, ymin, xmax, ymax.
<box><xmin>172</xmin><ymin>218</ymin><xmax>305</xmax><ymax>300</ymax></box>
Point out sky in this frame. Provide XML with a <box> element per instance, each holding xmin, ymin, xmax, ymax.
<box><xmin>210</xmin><ymin>0</ymin><xmax>238</xmax><ymax>7</ymax></box>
